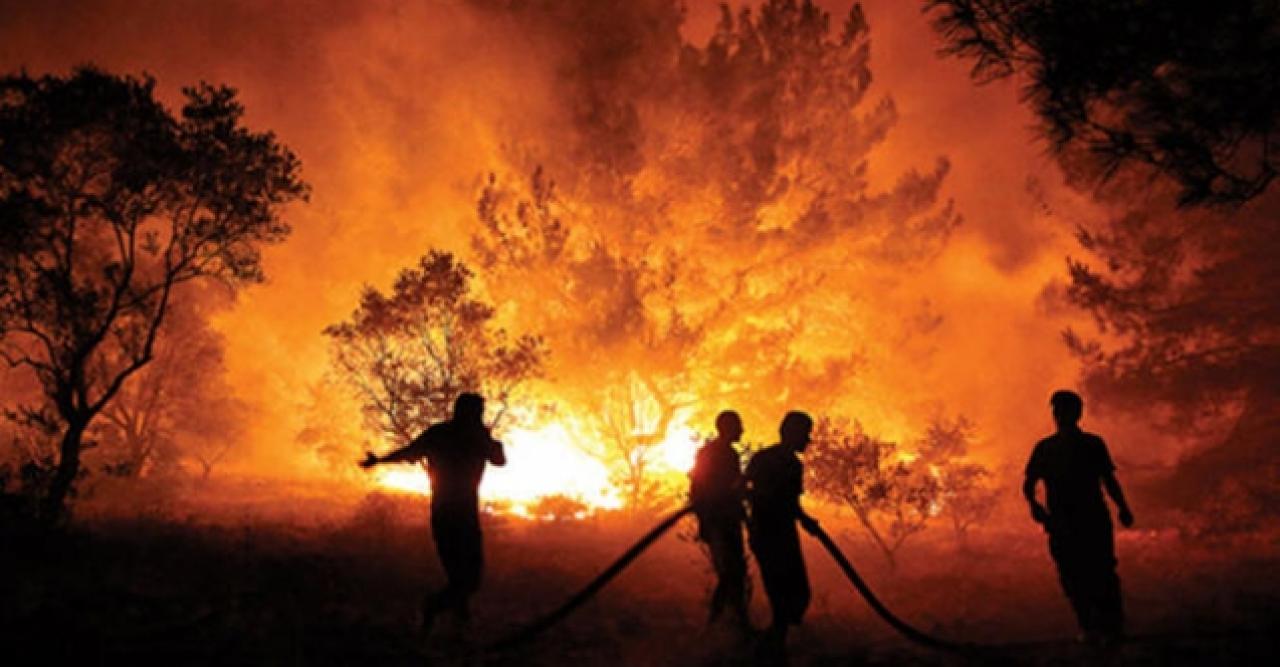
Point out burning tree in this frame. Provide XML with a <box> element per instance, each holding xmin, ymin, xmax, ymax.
<box><xmin>469</xmin><ymin>0</ymin><xmax>959</xmax><ymax>506</ymax></box>
<box><xmin>594</xmin><ymin>374</ymin><xmax>692</xmax><ymax>511</ymax></box>
<box><xmin>323</xmin><ymin>250</ymin><xmax>544</xmax><ymax>447</ymax></box>
<box><xmin>473</xmin><ymin>171</ymin><xmax>705</xmax><ymax>510</ymax></box>
<box><xmin>930</xmin><ymin>0</ymin><xmax>1280</xmax><ymax>510</ymax></box>
<box><xmin>935</xmin><ymin>461</ymin><xmax>997</xmax><ymax>548</ymax></box>
<box><xmin>806</xmin><ymin>417</ymin><xmax>941</xmax><ymax>569</ymax></box>
<box><xmin>0</xmin><ymin>68</ymin><xmax>307</xmax><ymax>521</ymax></box>
<box><xmin>917</xmin><ymin>414</ymin><xmax>998</xmax><ymax>548</ymax></box>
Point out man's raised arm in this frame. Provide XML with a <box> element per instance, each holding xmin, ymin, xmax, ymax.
<box><xmin>360</xmin><ymin>431</ymin><xmax>433</xmax><ymax>468</ymax></box>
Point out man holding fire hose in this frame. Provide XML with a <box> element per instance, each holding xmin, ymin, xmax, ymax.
<box><xmin>689</xmin><ymin>410</ymin><xmax>751</xmax><ymax>632</ymax></box>
<box><xmin>746</xmin><ymin>411</ymin><xmax>822</xmax><ymax>657</ymax></box>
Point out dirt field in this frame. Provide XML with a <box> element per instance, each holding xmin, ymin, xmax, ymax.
<box><xmin>3</xmin><ymin>485</ymin><xmax>1277</xmax><ymax>666</ymax></box>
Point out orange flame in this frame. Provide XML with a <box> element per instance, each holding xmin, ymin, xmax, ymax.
<box><xmin>372</xmin><ymin>413</ymin><xmax>701</xmax><ymax>517</ymax></box>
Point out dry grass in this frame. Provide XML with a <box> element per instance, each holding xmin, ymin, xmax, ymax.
<box><xmin>3</xmin><ymin>481</ymin><xmax>1277</xmax><ymax>665</ymax></box>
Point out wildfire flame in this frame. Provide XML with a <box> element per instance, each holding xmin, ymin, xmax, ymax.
<box><xmin>371</xmin><ymin>414</ymin><xmax>701</xmax><ymax>517</ymax></box>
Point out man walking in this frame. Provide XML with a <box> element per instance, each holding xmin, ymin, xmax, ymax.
<box><xmin>689</xmin><ymin>410</ymin><xmax>750</xmax><ymax>631</ymax></box>
<box><xmin>1024</xmin><ymin>390</ymin><xmax>1134</xmax><ymax>645</ymax></box>
<box><xmin>361</xmin><ymin>392</ymin><xmax>506</xmax><ymax>633</ymax></box>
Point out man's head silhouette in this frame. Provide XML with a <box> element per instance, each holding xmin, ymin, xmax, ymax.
<box><xmin>1050</xmin><ymin>390</ymin><xmax>1083</xmax><ymax>430</ymax></box>
<box><xmin>779</xmin><ymin>411</ymin><xmax>814</xmax><ymax>452</ymax></box>
<box><xmin>716</xmin><ymin>410</ymin><xmax>744</xmax><ymax>443</ymax></box>
<box><xmin>454</xmin><ymin>392</ymin><xmax>485</xmax><ymax>425</ymax></box>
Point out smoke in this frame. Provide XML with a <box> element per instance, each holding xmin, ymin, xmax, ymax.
<box><xmin>0</xmin><ymin>0</ymin><xmax>1141</xmax><ymax>485</ymax></box>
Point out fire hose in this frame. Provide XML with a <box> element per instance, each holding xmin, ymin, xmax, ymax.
<box><xmin>487</xmin><ymin>505</ymin><xmax>695</xmax><ymax>650</ymax></box>
<box><xmin>486</xmin><ymin>505</ymin><xmax>976</xmax><ymax>655</ymax></box>
<box><xmin>806</xmin><ymin>520</ymin><xmax>975</xmax><ymax>654</ymax></box>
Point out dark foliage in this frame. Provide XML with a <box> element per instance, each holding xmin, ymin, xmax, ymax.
<box><xmin>929</xmin><ymin>1</ymin><xmax>1280</xmax><ymax>514</ymax></box>
<box><xmin>0</xmin><ymin>67</ymin><xmax>307</xmax><ymax>520</ymax></box>
<box><xmin>323</xmin><ymin>251</ymin><xmax>544</xmax><ymax>446</ymax></box>
<box><xmin>928</xmin><ymin>0</ymin><xmax>1280</xmax><ymax>207</ymax></box>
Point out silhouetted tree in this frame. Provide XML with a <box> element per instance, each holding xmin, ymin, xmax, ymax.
<box><xmin>807</xmin><ymin>417</ymin><xmax>941</xmax><ymax>568</ymax></box>
<box><xmin>917</xmin><ymin>414</ymin><xmax>997</xmax><ymax>547</ymax></box>
<box><xmin>297</xmin><ymin>373</ymin><xmax>372</xmax><ymax>479</ymax></box>
<box><xmin>1</xmin><ymin>403</ymin><xmax>66</xmax><ymax>512</ymax></box>
<box><xmin>96</xmin><ymin>296</ymin><xmax>244</xmax><ymax>479</ymax></box>
<box><xmin>928</xmin><ymin>0</ymin><xmax>1279</xmax><ymax>207</ymax></box>
<box><xmin>937</xmin><ymin>461</ymin><xmax>996</xmax><ymax>547</ymax></box>
<box><xmin>0</xmin><ymin>68</ymin><xmax>307</xmax><ymax>521</ymax></box>
<box><xmin>1062</xmin><ymin>192</ymin><xmax>1280</xmax><ymax>504</ymax></box>
<box><xmin>930</xmin><ymin>1</ymin><xmax>1280</xmax><ymax>509</ymax></box>
<box><xmin>323</xmin><ymin>251</ymin><xmax>544</xmax><ymax>447</ymax></box>
<box><xmin>180</xmin><ymin>372</ymin><xmax>246</xmax><ymax>481</ymax></box>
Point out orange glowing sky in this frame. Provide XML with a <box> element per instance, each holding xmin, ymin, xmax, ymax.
<box><xmin>0</xmin><ymin>0</ymin><xmax>1142</xmax><ymax>490</ymax></box>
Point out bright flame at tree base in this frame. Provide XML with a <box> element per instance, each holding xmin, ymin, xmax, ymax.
<box><xmin>372</xmin><ymin>416</ymin><xmax>701</xmax><ymax>519</ymax></box>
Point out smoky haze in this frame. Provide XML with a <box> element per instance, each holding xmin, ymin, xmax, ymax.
<box><xmin>0</xmin><ymin>0</ymin><xmax>1177</xmax><ymax>487</ymax></box>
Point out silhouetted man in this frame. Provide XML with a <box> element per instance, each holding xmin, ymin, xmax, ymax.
<box><xmin>746</xmin><ymin>411</ymin><xmax>821</xmax><ymax>655</ymax></box>
<box><xmin>1024</xmin><ymin>390</ymin><xmax>1133</xmax><ymax>644</ymax></box>
<box><xmin>360</xmin><ymin>392</ymin><xmax>506</xmax><ymax>633</ymax></box>
<box><xmin>689</xmin><ymin>410</ymin><xmax>750</xmax><ymax>631</ymax></box>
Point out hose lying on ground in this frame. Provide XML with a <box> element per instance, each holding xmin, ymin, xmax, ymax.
<box><xmin>805</xmin><ymin>523</ymin><xmax>976</xmax><ymax>654</ymax></box>
<box><xmin>486</xmin><ymin>505</ymin><xmax>694</xmax><ymax>651</ymax></box>
<box><xmin>486</xmin><ymin>506</ymin><xmax>976</xmax><ymax>655</ymax></box>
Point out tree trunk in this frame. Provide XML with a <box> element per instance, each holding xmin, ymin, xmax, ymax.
<box><xmin>625</xmin><ymin>459</ymin><xmax>646</xmax><ymax>515</ymax></box>
<box><xmin>850</xmin><ymin>505</ymin><xmax>897</xmax><ymax>569</ymax></box>
<box><xmin>42</xmin><ymin>419</ymin><xmax>87</xmax><ymax>523</ymax></box>
<box><xmin>123</xmin><ymin>431</ymin><xmax>151</xmax><ymax>478</ymax></box>
<box><xmin>952</xmin><ymin>518</ymin><xmax>970</xmax><ymax>552</ymax></box>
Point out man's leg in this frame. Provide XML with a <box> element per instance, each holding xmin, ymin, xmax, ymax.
<box><xmin>774</xmin><ymin>529</ymin><xmax>810</xmax><ymax>627</ymax></box>
<box><xmin>423</xmin><ymin>516</ymin><xmax>455</xmax><ymax>632</ymax></box>
<box><xmin>706</xmin><ymin>523</ymin><xmax>747</xmax><ymax>626</ymax></box>
<box><xmin>705</xmin><ymin>528</ymin><xmax>726</xmax><ymax>623</ymax></box>
<box><xmin>426</xmin><ymin>512</ymin><xmax>482</xmax><ymax>631</ymax></box>
<box><xmin>1088</xmin><ymin>524</ymin><xmax>1124</xmax><ymax>640</ymax></box>
<box><xmin>751</xmin><ymin>534</ymin><xmax>791</xmax><ymax>666</ymax></box>
<box><xmin>1049</xmin><ymin>532</ymin><xmax>1093</xmax><ymax>637</ymax></box>
<box><xmin>451</xmin><ymin>525</ymin><xmax>484</xmax><ymax>621</ymax></box>
<box><xmin>722</xmin><ymin>525</ymin><xmax>750</xmax><ymax>629</ymax></box>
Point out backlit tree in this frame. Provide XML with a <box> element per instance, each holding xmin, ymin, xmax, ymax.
<box><xmin>807</xmin><ymin>417</ymin><xmax>941</xmax><ymax>569</ymax></box>
<box><xmin>0</xmin><ymin>68</ymin><xmax>307</xmax><ymax>520</ymax></box>
<box><xmin>472</xmin><ymin>1</ymin><xmax>958</xmax><ymax>506</ymax></box>
<box><xmin>928</xmin><ymin>0</ymin><xmax>1280</xmax><ymax>506</ymax></box>
<box><xmin>323</xmin><ymin>251</ymin><xmax>544</xmax><ymax>447</ymax></box>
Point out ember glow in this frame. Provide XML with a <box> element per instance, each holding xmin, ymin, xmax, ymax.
<box><xmin>371</xmin><ymin>414</ymin><xmax>701</xmax><ymax>516</ymax></box>
<box><xmin>374</xmin><ymin>419</ymin><xmax>623</xmax><ymax>512</ymax></box>
<box><xmin>2</xmin><ymin>0</ymin><xmax>1262</xmax><ymax>523</ymax></box>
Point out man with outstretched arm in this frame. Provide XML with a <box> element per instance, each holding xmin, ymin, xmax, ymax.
<box><xmin>360</xmin><ymin>392</ymin><xmax>506</xmax><ymax>634</ymax></box>
<box><xmin>746</xmin><ymin>411</ymin><xmax>821</xmax><ymax>660</ymax></box>
<box><xmin>1024</xmin><ymin>389</ymin><xmax>1134</xmax><ymax>646</ymax></box>
<box><xmin>689</xmin><ymin>410</ymin><xmax>751</xmax><ymax>632</ymax></box>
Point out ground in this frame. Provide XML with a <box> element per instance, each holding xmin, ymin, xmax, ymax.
<box><xmin>2</xmin><ymin>481</ymin><xmax>1278</xmax><ymax>665</ymax></box>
